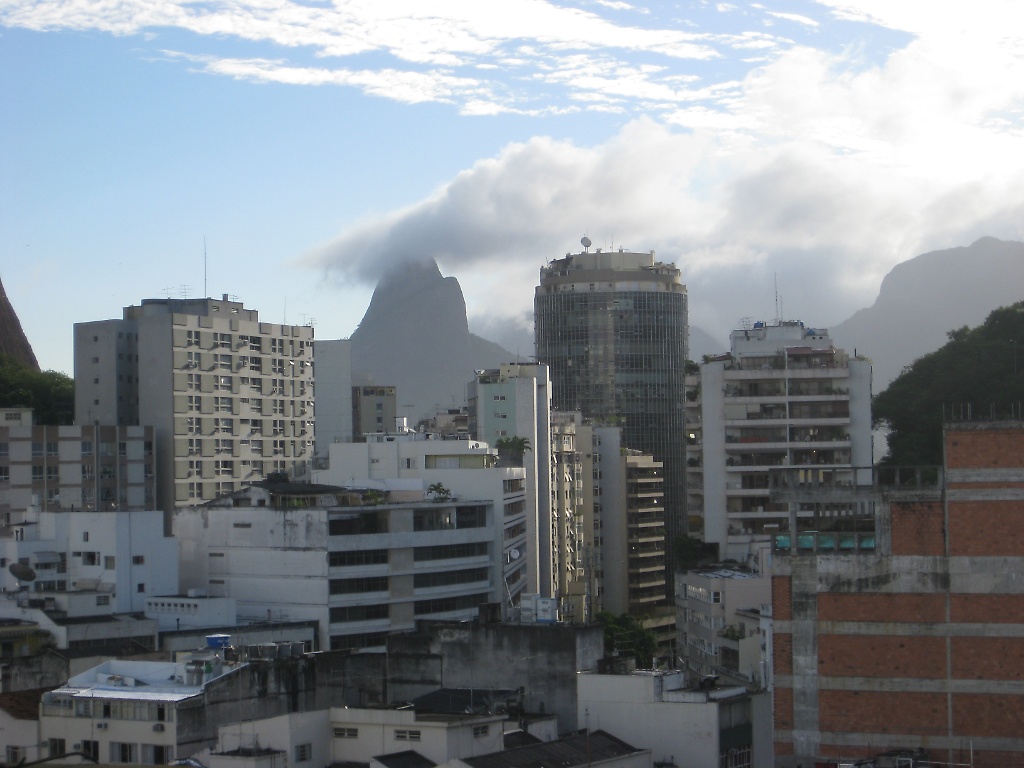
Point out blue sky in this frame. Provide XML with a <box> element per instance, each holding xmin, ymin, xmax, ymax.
<box><xmin>3</xmin><ymin>0</ymin><xmax>1024</xmax><ymax>373</ymax></box>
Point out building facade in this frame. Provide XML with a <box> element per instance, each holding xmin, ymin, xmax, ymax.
<box><xmin>175</xmin><ymin>473</ymin><xmax>523</xmax><ymax>651</ymax></box>
<box><xmin>352</xmin><ymin>385</ymin><xmax>398</xmax><ymax>442</ymax></box>
<box><xmin>0</xmin><ymin>409</ymin><xmax>155</xmax><ymax>518</ymax></box>
<box><xmin>74</xmin><ymin>296</ymin><xmax>314</xmax><ymax>514</ymax></box>
<box><xmin>535</xmin><ymin>248</ymin><xmax>689</xmax><ymax>561</ymax></box>
<box><xmin>772</xmin><ymin>420</ymin><xmax>1024</xmax><ymax>768</ymax></box>
<box><xmin>468</xmin><ymin>364</ymin><xmax>552</xmax><ymax>597</ymax></box>
<box><xmin>687</xmin><ymin>320</ymin><xmax>872</xmax><ymax>562</ymax></box>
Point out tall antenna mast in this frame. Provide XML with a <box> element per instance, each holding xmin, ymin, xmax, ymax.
<box><xmin>204</xmin><ymin>237</ymin><xmax>208</xmax><ymax>299</ymax></box>
<box><xmin>774</xmin><ymin>273</ymin><xmax>780</xmax><ymax>323</ymax></box>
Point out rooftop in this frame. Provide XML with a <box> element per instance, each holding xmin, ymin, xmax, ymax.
<box><xmin>463</xmin><ymin>731</ymin><xmax>643</xmax><ymax>768</ymax></box>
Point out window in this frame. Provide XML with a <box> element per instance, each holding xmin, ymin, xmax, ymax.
<box><xmin>189</xmin><ymin>459</ymin><xmax>204</xmax><ymax>477</ymax></box>
<box><xmin>214</xmin><ymin>332</ymin><xmax>232</xmax><ymax>348</ymax></box>
<box><xmin>46</xmin><ymin>465</ymin><xmax>58</xmax><ymax>481</ymax></box>
<box><xmin>214</xmin><ymin>396</ymin><xmax>232</xmax><ymax>413</ymax></box>
<box><xmin>186</xmin><ymin>329</ymin><xmax>200</xmax><ymax>346</ymax></box>
<box><xmin>188</xmin><ymin>439</ymin><xmax>203</xmax><ymax>456</ymax></box>
<box><xmin>216</xmin><ymin>353</ymin><xmax>232</xmax><ymax>370</ymax></box>
<box><xmin>104</xmin><ymin>556</ymin><xmax>116</xmax><ymax>569</ymax></box>
<box><xmin>96</xmin><ymin>595</ymin><xmax>110</xmax><ymax>606</ymax></box>
<box><xmin>133</xmin><ymin>555</ymin><xmax>145</xmax><ymax>565</ymax></box>
<box><xmin>295</xmin><ymin>744</ymin><xmax>312</xmax><ymax>762</ymax></box>
<box><xmin>83</xmin><ymin>531</ymin><xmax>90</xmax><ymax>543</ymax></box>
<box><xmin>82</xmin><ymin>741</ymin><xmax>99</xmax><ymax>761</ymax></box>
<box><xmin>187</xmin><ymin>373</ymin><xmax>200</xmax><ymax>390</ymax></box>
<box><xmin>215</xmin><ymin>460</ymin><xmax>235</xmax><ymax>476</ymax></box>
<box><xmin>394</xmin><ymin>730</ymin><xmax>421</xmax><ymax>742</ymax></box>
<box><xmin>329</xmin><ymin>576</ymin><xmax>388</xmax><ymax>595</ymax></box>
<box><xmin>32</xmin><ymin>442</ymin><xmax>43</xmax><ymax>456</ymax></box>
<box><xmin>81</xmin><ymin>440</ymin><xmax>92</xmax><ymax>454</ymax></box>
<box><xmin>188</xmin><ymin>395</ymin><xmax>202</xmax><ymax>411</ymax></box>
<box><xmin>110</xmin><ymin>743</ymin><xmax>137</xmax><ymax>764</ymax></box>
<box><xmin>137</xmin><ymin>583</ymin><xmax>145</xmax><ymax>593</ymax></box>
<box><xmin>215</xmin><ymin>375</ymin><xmax>232</xmax><ymax>391</ymax></box>
<box><xmin>330</xmin><ymin>604</ymin><xmax>389</xmax><ymax>622</ymax></box>
<box><xmin>214</xmin><ymin>439</ymin><xmax>234</xmax><ymax>454</ymax></box>
<box><xmin>118</xmin><ymin>441</ymin><xmax>127</xmax><ymax>456</ymax></box>
<box><xmin>0</xmin><ymin>466</ymin><xmax>7</xmax><ymax>482</ymax></box>
<box><xmin>329</xmin><ymin>549</ymin><xmax>388</xmax><ymax>567</ymax></box>
<box><xmin>7</xmin><ymin>747</ymin><xmax>24</xmax><ymax>764</ymax></box>
<box><xmin>473</xmin><ymin>725</ymin><xmax>489</xmax><ymax>737</ymax></box>
<box><xmin>187</xmin><ymin>417</ymin><xmax>202</xmax><ymax>434</ymax></box>
<box><xmin>46</xmin><ymin>441</ymin><xmax>59</xmax><ymax>456</ymax></box>
<box><xmin>333</xmin><ymin>727</ymin><xmax>358</xmax><ymax>739</ymax></box>
<box><xmin>48</xmin><ymin>738</ymin><xmax>66</xmax><ymax>756</ymax></box>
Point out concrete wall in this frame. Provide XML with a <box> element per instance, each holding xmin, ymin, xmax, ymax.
<box><xmin>389</xmin><ymin>622</ymin><xmax>604</xmax><ymax>735</ymax></box>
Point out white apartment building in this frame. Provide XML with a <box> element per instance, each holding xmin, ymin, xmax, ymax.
<box><xmin>312</xmin><ymin>338</ymin><xmax>353</xmax><ymax>453</ymax></box>
<box><xmin>0</xmin><ymin>507</ymin><xmax>177</xmax><ymax>614</ymax></box>
<box><xmin>674</xmin><ymin>569</ymin><xmax>771</xmax><ymax>683</ymax></box>
<box><xmin>0</xmin><ymin>408</ymin><xmax>156</xmax><ymax>517</ymax></box>
<box><xmin>468</xmin><ymin>364</ymin><xmax>551</xmax><ymax>596</ymax></box>
<box><xmin>175</xmin><ymin>469</ymin><xmax>525</xmax><ymax>651</ymax></box>
<box><xmin>687</xmin><ymin>320</ymin><xmax>872</xmax><ymax>561</ymax></box>
<box><xmin>74</xmin><ymin>296</ymin><xmax>315</xmax><ymax>514</ymax></box>
<box><xmin>316</xmin><ymin>429</ymin><xmax>532</xmax><ymax>611</ymax></box>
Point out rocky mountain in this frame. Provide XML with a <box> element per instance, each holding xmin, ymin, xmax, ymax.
<box><xmin>830</xmin><ymin>237</ymin><xmax>1024</xmax><ymax>391</ymax></box>
<box><xmin>351</xmin><ymin>260</ymin><xmax>518</xmax><ymax>421</ymax></box>
<box><xmin>0</xmin><ymin>277</ymin><xmax>39</xmax><ymax>369</ymax></box>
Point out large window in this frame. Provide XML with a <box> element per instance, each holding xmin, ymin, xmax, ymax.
<box><xmin>329</xmin><ymin>549</ymin><xmax>388</xmax><ymax>567</ymax></box>
<box><xmin>329</xmin><ymin>512</ymin><xmax>388</xmax><ymax>536</ymax></box>
<box><xmin>329</xmin><ymin>576</ymin><xmax>388</xmax><ymax>595</ymax></box>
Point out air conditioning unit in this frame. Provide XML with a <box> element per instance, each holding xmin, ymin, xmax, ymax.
<box><xmin>153</xmin><ymin>723</ymin><xmax>165</xmax><ymax>732</ymax></box>
<box><xmin>96</xmin><ymin>722</ymin><xmax>108</xmax><ymax>730</ymax></box>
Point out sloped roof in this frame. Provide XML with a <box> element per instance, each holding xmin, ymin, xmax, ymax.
<box><xmin>463</xmin><ymin>730</ymin><xmax>644</xmax><ymax>768</ymax></box>
<box><xmin>373</xmin><ymin>751</ymin><xmax>436</xmax><ymax>768</ymax></box>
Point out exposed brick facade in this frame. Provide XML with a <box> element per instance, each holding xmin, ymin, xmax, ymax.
<box><xmin>817</xmin><ymin>592</ymin><xmax>946</xmax><ymax>623</ymax></box>
<box><xmin>889</xmin><ymin>499</ymin><xmax>945</xmax><ymax>555</ymax></box>
<box><xmin>771</xmin><ymin>421</ymin><xmax>1024</xmax><ymax>767</ymax></box>
<box><xmin>818</xmin><ymin>635</ymin><xmax>947</xmax><ymax>678</ymax></box>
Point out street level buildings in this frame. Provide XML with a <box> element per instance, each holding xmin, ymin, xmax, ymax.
<box><xmin>74</xmin><ymin>296</ymin><xmax>315</xmax><ymax>514</ymax></box>
<box><xmin>535</xmin><ymin>247</ymin><xmax>689</xmax><ymax>564</ymax></box>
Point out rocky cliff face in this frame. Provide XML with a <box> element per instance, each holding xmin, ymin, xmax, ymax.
<box><xmin>831</xmin><ymin>237</ymin><xmax>1024</xmax><ymax>391</ymax></box>
<box><xmin>351</xmin><ymin>259</ymin><xmax>516</xmax><ymax>421</ymax></box>
<box><xmin>0</xmin><ymin>277</ymin><xmax>39</xmax><ymax>369</ymax></box>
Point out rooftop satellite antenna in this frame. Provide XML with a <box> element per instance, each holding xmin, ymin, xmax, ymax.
<box><xmin>581</xmin><ymin>235</ymin><xmax>592</xmax><ymax>252</ymax></box>
<box><xmin>9</xmin><ymin>562</ymin><xmax>36</xmax><ymax>582</ymax></box>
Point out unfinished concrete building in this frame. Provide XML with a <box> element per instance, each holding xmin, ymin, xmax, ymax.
<box><xmin>771</xmin><ymin>419</ymin><xmax>1024</xmax><ymax>768</ymax></box>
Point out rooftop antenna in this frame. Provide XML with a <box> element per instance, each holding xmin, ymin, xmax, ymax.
<box><xmin>204</xmin><ymin>237</ymin><xmax>208</xmax><ymax>299</ymax></box>
<box><xmin>774</xmin><ymin>273</ymin><xmax>780</xmax><ymax>324</ymax></box>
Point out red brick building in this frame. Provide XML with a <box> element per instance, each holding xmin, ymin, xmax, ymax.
<box><xmin>772</xmin><ymin>420</ymin><xmax>1024</xmax><ymax>768</ymax></box>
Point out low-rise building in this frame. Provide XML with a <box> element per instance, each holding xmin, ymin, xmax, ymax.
<box><xmin>175</xmin><ymin>476</ymin><xmax>517</xmax><ymax>651</ymax></box>
<box><xmin>577</xmin><ymin>670</ymin><xmax>771</xmax><ymax>768</ymax></box>
<box><xmin>675</xmin><ymin>567</ymin><xmax>771</xmax><ymax>683</ymax></box>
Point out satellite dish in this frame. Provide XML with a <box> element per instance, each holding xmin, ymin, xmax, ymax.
<box><xmin>581</xmin><ymin>236</ymin><xmax>592</xmax><ymax>250</ymax></box>
<box><xmin>510</xmin><ymin>548</ymin><xmax>521</xmax><ymax>560</ymax></box>
<box><xmin>9</xmin><ymin>562</ymin><xmax>36</xmax><ymax>582</ymax></box>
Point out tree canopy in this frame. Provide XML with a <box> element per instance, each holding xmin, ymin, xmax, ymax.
<box><xmin>873</xmin><ymin>302</ymin><xmax>1024</xmax><ymax>466</ymax></box>
<box><xmin>0</xmin><ymin>356</ymin><xmax>74</xmax><ymax>424</ymax></box>
<box><xmin>595</xmin><ymin>611</ymin><xmax>657</xmax><ymax>668</ymax></box>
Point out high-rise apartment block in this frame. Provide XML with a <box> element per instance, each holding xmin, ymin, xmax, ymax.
<box><xmin>468</xmin><ymin>364</ymin><xmax>552</xmax><ymax>596</ymax></box>
<box><xmin>687</xmin><ymin>321</ymin><xmax>871</xmax><ymax>561</ymax></box>
<box><xmin>74</xmin><ymin>296</ymin><xmax>314</xmax><ymax>513</ymax></box>
<box><xmin>535</xmin><ymin>247</ymin><xmax>689</xmax><ymax>566</ymax></box>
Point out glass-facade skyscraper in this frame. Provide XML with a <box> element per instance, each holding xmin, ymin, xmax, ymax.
<box><xmin>534</xmin><ymin>248</ymin><xmax>689</xmax><ymax>578</ymax></box>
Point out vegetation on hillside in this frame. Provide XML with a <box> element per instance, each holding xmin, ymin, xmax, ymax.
<box><xmin>873</xmin><ymin>302</ymin><xmax>1024</xmax><ymax>466</ymax></box>
<box><xmin>0</xmin><ymin>356</ymin><xmax>74</xmax><ymax>424</ymax></box>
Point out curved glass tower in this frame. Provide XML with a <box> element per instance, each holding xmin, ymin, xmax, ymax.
<box><xmin>534</xmin><ymin>248</ymin><xmax>689</xmax><ymax>577</ymax></box>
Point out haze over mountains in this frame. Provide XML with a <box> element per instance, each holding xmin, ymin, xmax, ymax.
<box><xmin>2</xmin><ymin>239</ymin><xmax>1022</xmax><ymax>417</ymax></box>
<box><xmin>829</xmin><ymin>237</ymin><xmax>1024</xmax><ymax>391</ymax></box>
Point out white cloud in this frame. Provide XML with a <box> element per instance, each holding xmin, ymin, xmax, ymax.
<box><xmin>304</xmin><ymin>4</ymin><xmax>1024</xmax><ymax>339</ymax></box>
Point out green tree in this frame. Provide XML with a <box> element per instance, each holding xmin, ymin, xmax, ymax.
<box><xmin>0</xmin><ymin>356</ymin><xmax>74</xmax><ymax>424</ymax></box>
<box><xmin>874</xmin><ymin>302</ymin><xmax>1024</xmax><ymax>466</ymax></box>
<box><xmin>495</xmin><ymin>436</ymin><xmax>531</xmax><ymax>465</ymax></box>
<box><xmin>427</xmin><ymin>482</ymin><xmax>451</xmax><ymax>502</ymax></box>
<box><xmin>595</xmin><ymin>611</ymin><xmax>657</xmax><ymax>668</ymax></box>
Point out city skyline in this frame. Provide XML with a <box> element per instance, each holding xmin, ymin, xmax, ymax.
<box><xmin>4</xmin><ymin>1</ymin><xmax>1024</xmax><ymax>375</ymax></box>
